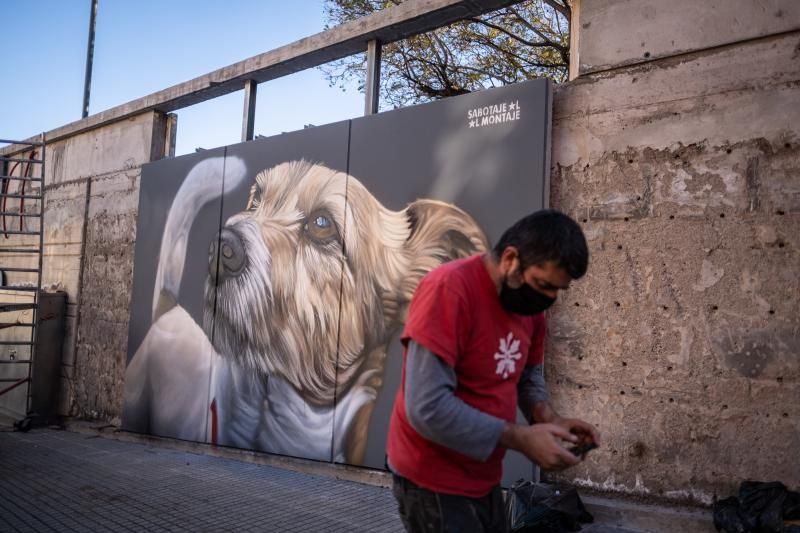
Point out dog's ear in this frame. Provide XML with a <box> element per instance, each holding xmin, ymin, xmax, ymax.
<box><xmin>387</xmin><ymin>199</ymin><xmax>489</xmax><ymax>324</ymax></box>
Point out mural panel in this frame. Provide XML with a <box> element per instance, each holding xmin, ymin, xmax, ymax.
<box><xmin>344</xmin><ymin>80</ymin><xmax>552</xmax><ymax>485</ymax></box>
<box><xmin>209</xmin><ymin>123</ymin><xmax>351</xmax><ymax>461</ymax></box>
<box><xmin>123</xmin><ymin>147</ymin><xmax>227</xmax><ymax>443</ymax></box>
<box><xmin>122</xmin><ymin>80</ymin><xmax>552</xmax><ymax>480</ymax></box>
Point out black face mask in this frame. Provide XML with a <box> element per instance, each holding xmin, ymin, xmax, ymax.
<box><xmin>499</xmin><ymin>272</ymin><xmax>556</xmax><ymax>315</ymax></box>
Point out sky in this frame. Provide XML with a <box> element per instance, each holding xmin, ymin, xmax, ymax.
<box><xmin>0</xmin><ymin>1</ymin><xmax>365</xmax><ymax>156</ymax></box>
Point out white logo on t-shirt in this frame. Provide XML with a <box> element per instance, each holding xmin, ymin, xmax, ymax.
<box><xmin>494</xmin><ymin>332</ymin><xmax>522</xmax><ymax>379</ymax></box>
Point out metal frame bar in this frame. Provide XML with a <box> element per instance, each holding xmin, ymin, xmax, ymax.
<box><xmin>27</xmin><ymin>133</ymin><xmax>44</xmax><ymax>414</ymax></box>
<box><xmin>0</xmin><ymin>230</ymin><xmax>41</xmax><ymax>236</ymax></box>
<box><xmin>0</xmin><ymin>194</ymin><xmax>42</xmax><ymax>200</ymax></box>
<box><xmin>0</xmin><ymin>378</ymin><xmax>30</xmax><ymax>396</ymax></box>
<box><xmin>0</xmin><ymin>303</ymin><xmax>37</xmax><ymax>312</ymax></box>
<box><xmin>0</xmin><ymin>176</ymin><xmax>43</xmax><ymax>182</ymax></box>
<box><xmin>364</xmin><ymin>39</ymin><xmax>382</xmax><ymax>115</ymax></box>
<box><xmin>241</xmin><ymin>80</ymin><xmax>257</xmax><ymax>142</ymax></box>
<box><xmin>0</xmin><ymin>212</ymin><xmax>42</xmax><ymax>217</ymax></box>
<box><xmin>0</xmin><ymin>139</ymin><xmax>44</xmax><ymax>146</ymax></box>
<box><xmin>0</xmin><ymin>249</ymin><xmax>42</xmax><ymax>254</ymax></box>
<box><xmin>0</xmin><ymin>157</ymin><xmax>43</xmax><ymax>164</ymax></box>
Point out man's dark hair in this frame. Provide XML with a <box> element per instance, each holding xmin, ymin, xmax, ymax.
<box><xmin>492</xmin><ymin>209</ymin><xmax>589</xmax><ymax>279</ymax></box>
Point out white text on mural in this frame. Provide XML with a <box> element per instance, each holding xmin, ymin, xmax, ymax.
<box><xmin>467</xmin><ymin>101</ymin><xmax>521</xmax><ymax>128</ymax></box>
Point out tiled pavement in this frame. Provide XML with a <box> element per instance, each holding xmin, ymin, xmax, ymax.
<box><xmin>0</xmin><ymin>428</ymin><xmax>642</xmax><ymax>532</ymax></box>
<box><xmin>1</xmin><ymin>429</ymin><xmax>403</xmax><ymax>532</ymax></box>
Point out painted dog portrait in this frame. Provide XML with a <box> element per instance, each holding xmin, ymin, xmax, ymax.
<box><xmin>123</xmin><ymin>156</ymin><xmax>488</xmax><ymax>463</ymax></box>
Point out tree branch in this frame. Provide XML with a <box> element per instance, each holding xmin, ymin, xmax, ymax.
<box><xmin>544</xmin><ymin>0</ymin><xmax>570</xmax><ymax>21</ymax></box>
<box><xmin>467</xmin><ymin>16</ymin><xmax>556</xmax><ymax>49</ymax></box>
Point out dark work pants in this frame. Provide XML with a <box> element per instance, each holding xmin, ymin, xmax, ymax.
<box><xmin>392</xmin><ymin>474</ymin><xmax>508</xmax><ymax>533</ymax></box>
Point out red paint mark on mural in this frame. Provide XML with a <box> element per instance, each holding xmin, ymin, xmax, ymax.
<box><xmin>210</xmin><ymin>398</ymin><xmax>218</xmax><ymax>446</ymax></box>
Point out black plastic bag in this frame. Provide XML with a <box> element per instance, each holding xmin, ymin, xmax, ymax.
<box><xmin>505</xmin><ymin>480</ymin><xmax>593</xmax><ymax>533</ymax></box>
<box><xmin>713</xmin><ymin>480</ymin><xmax>800</xmax><ymax>533</ymax></box>
<box><xmin>713</xmin><ymin>496</ymin><xmax>752</xmax><ymax>533</ymax></box>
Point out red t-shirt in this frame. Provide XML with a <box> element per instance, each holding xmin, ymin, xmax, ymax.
<box><xmin>387</xmin><ymin>254</ymin><xmax>546</xmax><ymax>498</ymax></box>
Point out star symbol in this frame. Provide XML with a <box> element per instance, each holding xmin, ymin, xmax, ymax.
<box><xmin>469</xmin><ymin>119</ymin><xmax>476</xmax><ymax>128</ymax></box>
<box><xmin>509</xmin><ymin>102</ymin><xmax>517</xmax><ymax>111</ymax></box>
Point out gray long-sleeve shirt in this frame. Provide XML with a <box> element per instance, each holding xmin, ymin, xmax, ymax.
<box><xmin>403</xmin><ymin>339</ymin><xmax>550</xmax><ymax>462</ymax></box>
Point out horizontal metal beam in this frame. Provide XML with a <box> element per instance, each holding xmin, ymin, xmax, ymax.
<box><xmin>0</xmin><ymin>249</ymin><xmax>42</xmax><ymax>254</ymax></box>
<box><xmin>1</xmin><ymin>0</ymin><xmax>523</xmax><ymax>154</ymax></box>
<box><xmin>0</xmin><ymin>212</ymin><xmax>41</xmax><ymax>217</ymax></box>
<box><xmin>0</xmin><ymin>157</ymin><xmax>43</xmax><ymax>164</ymax></box>
<box><xmin>0</xmin><ymin>176</ymin><xmax>42</xmax><ymax>182</ymax></box>
<box><xmin>0</xmin><ymin>194</ymin><xmax>42</xmax><ymax>200</ymax></box>
<box><xmin>0</xmin><ymin>303</ymin><xmax>37</xmax><ymax>312</ymax></box>
<box><xmin>0</xmin><ymin>139</ymin><xmax>43</xmax><ymax>147</ymax></box>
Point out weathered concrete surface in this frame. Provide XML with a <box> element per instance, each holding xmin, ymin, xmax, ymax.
<box><xmin>546</xmin><ymin>28</ymin><xmax>800</xmax><ymax>503</ymax></box>
<box><xmin>46</xmin><ymin>113</ymin><xmax>161</xmax><ymax>185</ymax></box>
<box><xmin>71</xmin><ymin>170</ymin><xmax>140</xmax><ymax>421</ymax></box>
<box><xmin>40</xmin><ymin>112</ymin><xmax>165</xmax><ymax>416</ymax></box>
<box><xmin>575</xmin><ymin>0</ymin><xmax>800</xmax><ymax>75</ymax></box>
<box><xmin>41</xmin><ymin>181</ymin><xmax>87</xmax><ymax>415</ymax></box>
<box><xmin>554</xmin><ymin>32</ymin><xmax>800</xmax><ymax>167</ymax></box>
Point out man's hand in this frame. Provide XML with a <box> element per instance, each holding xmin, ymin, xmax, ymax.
<box><xmin>530</xmin><ymin>402</ymin><xmax>601</xmax><ymax>453</ymax></box>
<box><xmin>551</xmin><ymin>416</ymin><xmax>601</xmax><ymax>450</ymax></box>
<box><xmin>500</xmin><ymin>423</ymin><xmax>581</xmax><ymax>471</ymax></box>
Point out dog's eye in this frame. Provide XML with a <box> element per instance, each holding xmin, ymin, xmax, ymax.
<box><xmin>304</xmin><ymin>211</ymin><xmax>338</xmax><ymax>243</ymax></box>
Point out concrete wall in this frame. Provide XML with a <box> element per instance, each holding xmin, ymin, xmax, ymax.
<box><xmin>546</xmin><ymin>0</ymin><xmax>799</xmax><ymax>503</ymax></box>
<box><xmin>573</xmin><ymin>0</ymin><xmax>800</xmax><ymax>75</ymax></box>
<box><xmin>1</xmin><ymin>112</ymin><xmax>169</xmax><ymax>420</ymax></box>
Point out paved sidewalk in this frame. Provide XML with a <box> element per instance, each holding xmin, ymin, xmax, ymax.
<box><xmin>0</xmin><ymin>428</ymin><xmax>645</xmax><ymax>532</ymax></box>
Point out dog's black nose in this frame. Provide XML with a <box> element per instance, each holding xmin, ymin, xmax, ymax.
<box><xmin>208</xmin><ymin>228</ymin><xmax>246</xmax><ymax>284</ymax></box>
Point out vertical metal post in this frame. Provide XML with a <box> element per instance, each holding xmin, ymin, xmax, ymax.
<box><xmin>165</xmin><ymin>113</ymin><xmax>178</xmax><ymax>158</ymax></box>
<box><xmin>241</xmin><ymin>80</ymin><xmax>257</xmax><ymax>142</ymax></box>
<box><xmin>27</xmin><ymin>133</ymin><xmax>45</xmax><ymax>416</ymax></box>
<box><xmin>364</xmin><ymin>39</ymin><xmax>382</xmax><ymax>115</ymax></box>
<box><xmin>82</xmin><ymin>0</ymin><xmax>98</xmax><ymax>119</ymax></box>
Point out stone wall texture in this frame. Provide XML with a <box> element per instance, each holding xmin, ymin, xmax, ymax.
<box><xmin>545</xmin><ymin>8</ymin><xmax>799</xmax><ymax>503</ymax></box>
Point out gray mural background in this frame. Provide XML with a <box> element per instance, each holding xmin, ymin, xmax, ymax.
<box><xmin>124</xmin><ymin>79</ymin><xmax>551</xmax><ymax>483</ymax></box>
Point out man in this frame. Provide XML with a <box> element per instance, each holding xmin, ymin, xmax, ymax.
<box><xmin>387</xmin><ymin>209</ymin><xmax>600</xmax><ymax>533</ymax></box>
